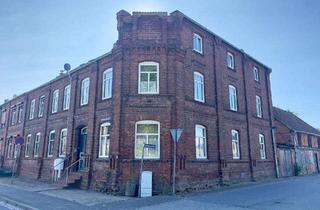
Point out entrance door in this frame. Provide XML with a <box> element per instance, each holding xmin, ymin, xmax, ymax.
<box><xmin>77</xmin><ymin>127</ymin><xmax>87</xmax><ymax>171</ymax></box>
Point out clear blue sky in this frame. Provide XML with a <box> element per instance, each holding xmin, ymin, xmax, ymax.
<box><xmin>0</xmin><ymin>0</ymin><xmax>319</xmax><ymax>128</ymax></box>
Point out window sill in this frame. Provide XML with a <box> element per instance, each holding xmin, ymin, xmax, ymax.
<box><xmin>192</xmin><ymin>49</ymin><xmax>204</xmax><ymax>56</ymax></box>
<box><xmin>227</xmin><ymin>66</ymin><xmax>236</xmax><ymax>71</ymax></box>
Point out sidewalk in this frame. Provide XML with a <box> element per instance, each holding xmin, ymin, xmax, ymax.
<box><xmin>0</xmin><ymin>177</ymin><xmax>131</xmax><ymax>210</ymax></box>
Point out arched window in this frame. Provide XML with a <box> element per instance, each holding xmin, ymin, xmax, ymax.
<box><xmin>81</xmin><ymin>78</ymin><xmax>90</xmax><ymax>106</ymax></box>
<box><xmin>194</xmin><ymin>72</ymin><xmax>205</xmax><ymax>102</ymax></box>
<box><xmin>138</xmin><ymin>62</ymin><xmax>159</xmax><ymax>94</ymax></box>
<box><xmin>228</xmin><ymin>85</ymin><xmax>237</xmax><ymax>111</ymax></box>
<box><xmin>47</xmin><ymin>130</ymin><xmax>55</xmax><ymax>157</ymax></box>
<box><xmin>231</xmin><ymin>130</ymin><xmax>240</xmax><ymax>159</ymax></box>
<box><xmin>59</xmin><ymin>128</ymin><xmax>68</xmax><ymax>157</ymax></box>
<box><xmin>102</xmin><ymin>68</ymin><xmax>113</xmax><ymax>99</ymax></box>
<box><xmin>195</xmin><ymin>124</ymin><xmax>207</xmax><ymax>159</ymax></box>
<box><xmin>99</xmin><ymin>123</ymin><xmax>110</xmax><ymax>158</ymax></box>
<box><xmin>135</xmin><ymin>120</ymin><xmax>160</xmax><ymax>159</ymax></box>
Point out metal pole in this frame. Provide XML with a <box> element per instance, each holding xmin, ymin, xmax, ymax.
<box><xmin>172</xmin><ymin>133</ymin><xmax>177</xmax><ymax>196</ymax></box>
<box><xmin>139</xmin><ymin>145</ymin><xmax>145</xmax><ymax>198</ymax></box>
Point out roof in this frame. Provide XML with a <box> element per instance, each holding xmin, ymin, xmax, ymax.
<box><xmin>273</xmin><ymin>107</ymin><xmax>320</xmax><ymax>136</ymax></box>
<box><xmin>0</xmin><ymin>51</ymin><xmax>111</xmax><ymax>108</ymax></box>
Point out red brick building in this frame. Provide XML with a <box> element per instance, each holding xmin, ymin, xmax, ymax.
<box><xmin>273</xmin><ymin>107</ymin><xmax>320</xmax><ymax>177</ymax></box>
<box><xmin>0</xmin><ymin>10</ymin><xmax>276</xmax><ymax>193</ymax></box>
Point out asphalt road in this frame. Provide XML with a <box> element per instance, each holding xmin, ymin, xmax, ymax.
<box><xmin>1</xmin><ymin>175</ymin><xmax>320</xmax><ymax>210</ymax></box>
<box><xmin>138</xmin><ymin>175</ymin><xmax>320</xmax><ymax>210</ymax></box>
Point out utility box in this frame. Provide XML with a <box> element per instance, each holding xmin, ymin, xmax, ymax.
<box><xmin>140</xmin><ymin>171</ymin><xmax>152</xmax><ymax>197</ymax></box>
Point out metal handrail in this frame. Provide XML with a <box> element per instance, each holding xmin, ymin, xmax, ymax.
<box><xmin>51</xmin><ymin>150</ymin><xmax>77</xmax><ymax>182</ymax></box>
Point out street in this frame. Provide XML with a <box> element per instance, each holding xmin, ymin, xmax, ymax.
<box><xmin>1</xmin><ymin>175</ymin><xmax>320</xmax><ymax>210</ymax></box>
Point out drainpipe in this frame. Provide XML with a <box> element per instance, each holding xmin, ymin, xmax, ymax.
<box><xmin>271</xmin><ymin>126</ymin><xmax>279</xmax><ymax>178</ymax></box>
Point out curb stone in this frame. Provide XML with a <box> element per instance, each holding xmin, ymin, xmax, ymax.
<box><xmin>0</xmin><ymin>194</ymin><xmax>38</xmax><ymax>210</ymax></box>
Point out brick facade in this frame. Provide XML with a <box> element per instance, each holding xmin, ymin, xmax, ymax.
<box><xmin>0</xmin><ymin>10</ymin><xmax>276</xmax><ymax>194</ymax></box>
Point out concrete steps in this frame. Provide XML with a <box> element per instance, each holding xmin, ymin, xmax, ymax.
<box><xmin>54</xmin><ymin>171</ymin><xmax>83</xmax><ymax>188</ymax></box>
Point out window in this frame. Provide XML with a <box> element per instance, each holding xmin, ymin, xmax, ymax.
<box><xmin>307</xmin><ymin>135</ymin><xmax>312</xmax><ymax>147</ymax></box>
<box><xmin>80</xmin><ymin>78</ymin><xmax>90</xmax><ymax>106</ymax></box>
<box><xmin>229</xmin><ymin>85</ymin><xmax>238</xmax><ymax>111</ymax></box>
<box><xmin>34</xmin><ymin>133</ymin><xmax>41</xmax><ymax>157</ymax></box>
<box><xmin>297</xmin><ymin>133</ymin><xmax>302</xmax><ymax>146</ymax></box>
<box><xmin>99</xmin><ymin>123</ymin><xmax>110</xmax><ymax>158</ymax></box>
<box><xmin>25</xmin><ymin>134</ymin><xmax>31</xmax><ymax>157</ymax></box>
<box><xmin>193</xmin><ymin>33</ymin><xmax>203</xmax><ymax>54</ymax></box>
<box><xmin>227</xmin><ymin>52</ymin><xmax>234</xmax><ymax>69</ymax></box>
<box><xmin>259</xmin><ymin>134</ymin><xmax>266</xmax><ymax>159</ymax></box>
<box><xmin>138</xmin><ymin>62</ymin><xmax>159</xmax><ymax>94</ymax></box>
<box><xmin>52</xmin><ymin>90</ymin><xmax>59</xmax><ymax>113</ymax></box>
<box><xmin>318</xmin><ymin>137</ymin><xmax>320</xmax><ymax>149</ymax></box>
<box><xmin>195</xmin><ymin>125</ymin><xmax>207</xmax><ymax>159</ymax></box>
<box><xmin>17</xmin><ymin>105</ymin><xmax>23</xmax><ymax>123</ymax></box>
<box><xmin>102</xmin><ymin>68</ymin><xmax>113</xmax><ymax>100</ymax></box>
<box><xmin>38</xmin><ymin>95</ymin><xmax>45</xmax><ymax>117</ymax></box>
<box><xmin>232</xmin><ymin>130</ymin><xmax>240</xmax><ymax>159</ymax></box>
<box><xmin>14</xmin><ymin>144</ymin><xmax>19</xmax><ymax>158</ymax></box>
<box><xmin>59</xmin><ymin>129</ymin><xmax>67</xmax><ymax>157</ymax></box>
<box><xmin>256</xmin><ymin>95</ymin><xmax>262</xmax><ymax>118</ymax></box>
<box><xmin>11</xmin><ymin>108</ymin><xmax>17</xmax><ymax>125</ymax></box>
<box><xmin>135</xmin><ymin>121</ymin><xmax>160</xmax><ymax>159</ymax></box>
<box><xmin>63</xmin><ymin>85</ymin><xmax>71</xmax><ymax>110</ymax></box>
<box><xmin>253</xmin><ymin>66</ymin><xmax>260</xmax><ymax>82</ymax></box>
<box><xmin>29</xmin><ymin>99</ymin><xmax>36</xmax><ymax>119</ymax></box>
<box><xmin>194</xmin><ymin>72</ymin><xmax>205</xmax><ymax>102</ymax></box>
<box><xmin>7</xmin><ymin>138</ymin><xmax>13</xmax><ymax>158</ymax></box>
<box><xmin>1</xmin><ymin>110</ymin><xmax>6</xmax><ymax>127</ymax></box>
<box><xmin>47</xmin><ymin>130</ymin><xmax>55</xmax><ymax>157</ymax></box>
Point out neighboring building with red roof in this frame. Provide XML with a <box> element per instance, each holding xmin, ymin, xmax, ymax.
<box><xmin>273</xmin><ymin>107</ymin><xmax>320</xmax><ymax>177</ymax></box>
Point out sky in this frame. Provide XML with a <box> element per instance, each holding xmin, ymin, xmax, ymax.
<box><xmin>0</xmin><ymin>0</ymin><xmax>319</xmax><ymax>128</ymax></box>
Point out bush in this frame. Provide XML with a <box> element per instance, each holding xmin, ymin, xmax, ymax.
<box><xmin>294</xmin><ymin>163</ymin><xmax>301</xmax><ymax>176</ymax></box>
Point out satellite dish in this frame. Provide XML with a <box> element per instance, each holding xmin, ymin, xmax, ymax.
<box><xmin>64</xmin><ymin>63</ymin><xmax>71</xmax><ymax>71</ymax></box>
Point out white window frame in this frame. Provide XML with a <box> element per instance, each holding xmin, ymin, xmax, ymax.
<box><xmin>259</xmin><ymin>134</ymin><xmax>266</xmax><ymax>159</ymax></box>
<box><xmin>29</xmin><ymin>99</ymin><xmax>36</xmax><ymax>119</ymax></box>
<box><xmin>227</xmin><ymin>52</ymin><xmax>235</xmax><ymax>69</ymax></box>
<box><xmin>34</xmin><ymin>132</ymin><xmax>41</xmax><ymax>157</ymax></box>
<box><xmin>1</xmin><ymin>110</ymin><xmax>6</xmax><ymax>127</ymax></box>
<box><xmin>135</xmin><ymin>120</ymin><xmax>160</xmax><ymax>159</ymax></box>
<box><xmin>229</xmin><ymin>85</ymin><xmax>238</xmax><ymax>111</ymax></box>
<box><xmin>195</xmin><ymin>124</ymin><xmax>207</xmax><ymax>159</ymax></box>
<box><xmin>80</xmin><ymin>78</ymin><xmax>90</xmax><ymax>106</ymax></box>
<box><xmin>59</xmin><ymin>128</ymin><xmax>67</xmax><ymax>157</ymax></box>
<box><xmin>99</xmin><ymin>122</ymin><xmax>111</xmax><ymax>158</ymax></box>
<box><xmin>52</xmin><ymin>90</ymin><xmax>59</xmax><ymax>113</ymax></box>
<box><xmin>193</xmin><ymin>33</ymin><xmax>203</xmax><ymax>54</ymax></box>
<box><xmin>231</xmin><ymin>130</ymin><xmax>240</xmax><ymax>159</ymax></box>
<box><xmin>18</xmin><ymin>105</ymin><xmax>23</xmax><ymax>123</ymax></box>
<box><xmin>7</xmin><ymin>138</ymin><xmax>13</xmax><ymax>158</ymax></box>
<box><xmin>47</xmin><ymin>130</ymin><xmax>55</xmax><ymax>157</ymax></box>
<box><xmin>102</xmin><ymin>68</ymin><xmax>113</xmax><ymax>100</ymax></box>
<box><xmin>138</xmin><ymin>62</ymin><xmax>159</xmax><ymax>94</ymax></box>
<box><xmin>253</xmin><ymin>66</ymin><xmax>260</xmax><ymax>82</ymax></box>
<box><xmin>38</xmin><ymin>95</ymin><xmax>45</xmax><ymax>117</ymax></box>
<box><xmin>11</xmin><ymin>108</ymin><xmax>17</xmax><ymax>125</ymax></box>
<box><xmin>63</xmin><ymin>85</ymin><xmax>71</xmax><ymax>111</ymax></box>
<box><xmin>194</xmin><ymin>72</ymin><xmax>205</xmax><ymax>103</ymax></box>
<box><xmin>25</xmin><ymin>134</ymin><xmax>31</xmax><ymax>157</ymax></box>
<box><xmin>256</xmin><ymin>95</ymin><xmax>262</xmax><ymax>118</ymax></box>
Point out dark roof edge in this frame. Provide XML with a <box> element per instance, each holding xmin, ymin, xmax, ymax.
<box><xmin>0</xmin><ymin>51</ymin><xmax>112</xmax><ymax>108</ymax></box>
<box><xmin>171</xmin><ymin>10</ymin><xmax>272</xmax><ymax>73</ymax></box>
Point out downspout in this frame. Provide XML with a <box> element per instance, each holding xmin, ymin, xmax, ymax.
<box><xmin>265</xmin><ymin>70</ymin><xmax>279</xmax><ymax>178</ymax></box>
<box><xmin>212</xmin><ymin>38</ymin><xmax>223</xmax><ymax>185</ymax></box>
<box><xmin>271</xmin><ymin>126</ymin><xmax>279</xmax><ymax>178</ymax></box>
